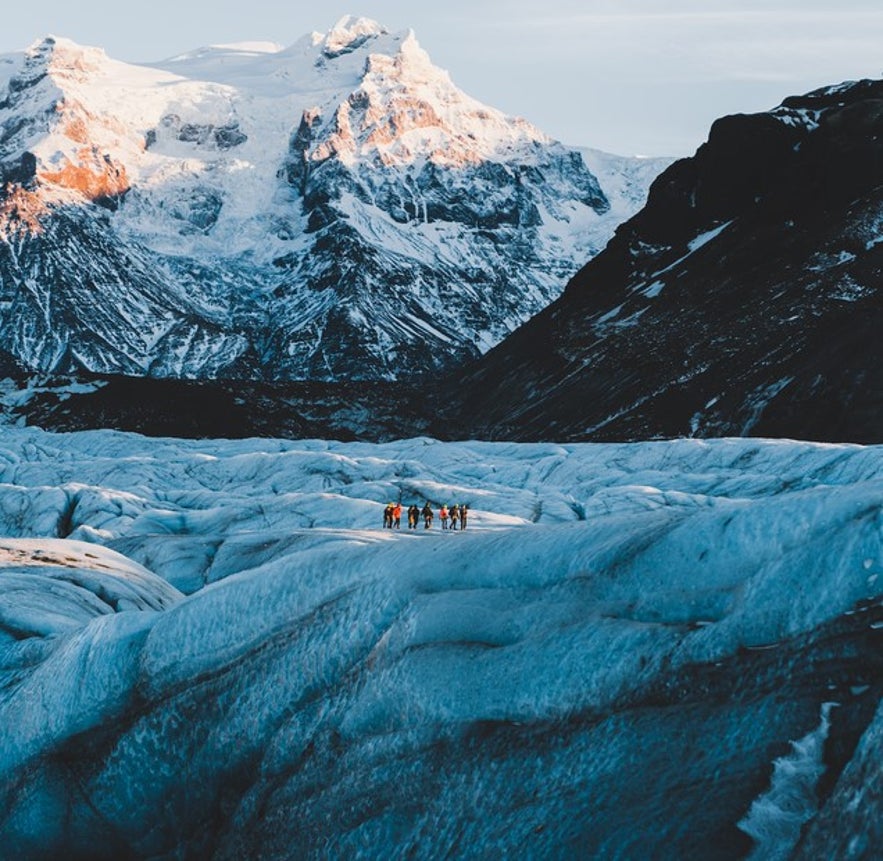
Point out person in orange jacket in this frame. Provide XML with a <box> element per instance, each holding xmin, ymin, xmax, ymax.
<box><xmin>439</xmin><ymin>504</ymin><xmax>449</xmax><ymax>530</ymax></box>
<box><xmin>392</xmin><ymin>502</ymin><xmax>402</xmax><ymax>529</ymax></box>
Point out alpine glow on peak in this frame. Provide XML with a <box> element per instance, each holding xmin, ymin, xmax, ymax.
<box><xmin>0</xmin><ymin>21</ymin><xmax>670</xmax><ymax>382</ymax></box>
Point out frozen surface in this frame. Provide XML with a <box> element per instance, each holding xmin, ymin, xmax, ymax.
<box><xmin>739</xmin><ymin>702</ymin><xmax>836</xmax><ymax>860</ymax></box>
<box><xmin>0</xmin><ymin>428</ymin><xmax>881</xmax><ymax>858</ymax></box>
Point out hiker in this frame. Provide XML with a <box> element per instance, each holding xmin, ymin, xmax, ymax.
<box><xmin>392</xmin><ymin>502</ymin><xmax>402</xmax><ymax>529</ymax></box>
<box><xmin>439</xmin><ymin>504</ymin><xmax>449</xmax><ymax>530</ymax></box>
<box><xmin>449</xmin><ymin>504</ymin><xmax>459</xmax><ymax>531</ymax></box>
<box><xmin>383</xmin><ymin>503</ymin><xmax>394</xmax><ymax>529</ymax></box>
<box><xmin>422</xmin><ymin>502</ymin><xmax>433</xmax><ymax>529</ymax></box>
<box><xmin>408</xmin><ymin>504</ymin><xmax>419</xmax><ymax>529</ymax></box>
<box><xmin>460</xmin><ymin>504</ymin><xmax>469</xmax><ymax>530</ymax></box>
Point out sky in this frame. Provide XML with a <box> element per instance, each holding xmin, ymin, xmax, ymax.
<box><xmin>2</xmin><ymin>1</ymin><xmax>882</xmax><ymax>157</ymax></box>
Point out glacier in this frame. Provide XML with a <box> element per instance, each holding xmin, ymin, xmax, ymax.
<box><xmin>0</xmin><ymin>428</ymin><xmax>881</xmax><ymax>858</ymax></box>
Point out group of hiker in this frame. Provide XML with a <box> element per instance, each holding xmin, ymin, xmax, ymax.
<box><xmin>383</xmin><ymin>501</ymin><xmax>469</xmax><ymax>531</ymax></box>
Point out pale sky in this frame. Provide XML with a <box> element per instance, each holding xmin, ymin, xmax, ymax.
<box><xmin>2</xmin><ymin>1</ymin><xmax>882</xmax><ymax>156</ymax></box>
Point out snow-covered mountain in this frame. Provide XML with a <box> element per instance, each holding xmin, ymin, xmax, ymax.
<box><xmin>0</xmin><ymin>18</ymin><xmax>669</xmax><ymax>381</ymax></box>
<box><xmin>446</xmin><ymin>78</ymin><xmax>883</xmax><ymax>444</ymax></box>
<box><xmin>0</xmin><ymin>427</ymin><xmax>881</xmax><ymax>857</ymax></box>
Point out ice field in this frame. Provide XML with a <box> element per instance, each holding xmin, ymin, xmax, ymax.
<box><xmin>0</xmin><ymin>428</ymin><xmax>881</xmax><ymax>858</ymax></box>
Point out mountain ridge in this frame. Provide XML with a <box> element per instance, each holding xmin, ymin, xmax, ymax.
<box><xmin>441</xmin><ymin>76</ymin><xmax>883</xmax><ymax>444</ymax></box>
<box><xmin>0</xmin><ymin>19</ymin><xmax>670</xmax><ymax>383</ymax></box>
<box><xmin>6</xmin><ymin>75</ymin><xmax>882</xmax><ymax>445</ymax></box>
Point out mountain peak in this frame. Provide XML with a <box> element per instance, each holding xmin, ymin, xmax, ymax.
<box><xmin>0</xmin><ymin>18</ymin><xmax>651</xmax><ymax>385</ymax></box>
<box><xmin>446</xmin><ymin>74</ymin><xmax>883</xmax><ymax>444</ymax></box>
<box><xmin>26</xmin><ymin>34</ymin><xmax>109</xmax><ymax>71</ymax></box>
<box><xmin>362</xmin><ymin>28</ymin><xmax>434</xmax><ymax>79</ymax></box>
<box><xmin>321</xmin><ymin>16</ymin><xmax>389</xmax><ymax>58</ymax></box>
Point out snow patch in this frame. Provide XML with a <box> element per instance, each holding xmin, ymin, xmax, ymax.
<box><xmin>688</xmin><ymin>220</ymin><xmax>733</xmax><ymax>251</ymax></box>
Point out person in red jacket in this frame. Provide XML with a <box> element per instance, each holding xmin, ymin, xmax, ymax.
<box><xmin>392</xmin><ymin>502</ymin><xmax>402</xmax><ymax>529</ymax></box>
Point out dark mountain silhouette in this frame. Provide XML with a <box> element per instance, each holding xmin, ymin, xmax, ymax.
<box><xmin>443</xmin><ymin>78</ymin><xmax>883</xmax><ymax>444</ymax></box>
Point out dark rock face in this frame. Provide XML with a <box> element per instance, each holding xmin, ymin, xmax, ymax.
<box><xmin>6</xmin><ymin>374</ymin><xmax>434</xmax><ymax>442</ymax></box>
<box><xmin>445</xmin><ymin>79</ymin><xmax>883</xmax><ymax>444</ymax></box>
<box><xmin>0</xmin><ymin>211</ymin><xmax>254</xmax><ymax>379</ymax></box>
<box><xmin>156</xmin><ymin>115</ymin><xmax>248</xmax><ymax>150</ymax></box>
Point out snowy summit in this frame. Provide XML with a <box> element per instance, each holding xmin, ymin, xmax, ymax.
<box><xmin>0</xmin><ymin>19</ymin><xmax>670</xmax><ymax>382</ymax></box>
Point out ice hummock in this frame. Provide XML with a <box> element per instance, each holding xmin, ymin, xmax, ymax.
<box><xmin>0</xmin><ymin>428</ymin><xmax>880</xmax><ymax>857</ymax></box>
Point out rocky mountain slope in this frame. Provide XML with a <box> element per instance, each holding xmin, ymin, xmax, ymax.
<box><xmin>0</xmin><ymin>17</ymin><xmax>668</xmax><ymax>383</ymax></box>
<box><xmin>446</xmin><ymin>78</ymin><xmax>883</xmax><ymax>444</ymax></box>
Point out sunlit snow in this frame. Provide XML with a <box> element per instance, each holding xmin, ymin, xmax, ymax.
<box><xmin>0</xmin><ymin>19</ymin><xmax>675</xmax><ymax>381</ymax></box>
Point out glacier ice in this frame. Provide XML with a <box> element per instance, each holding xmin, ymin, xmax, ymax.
<box><xmin>0</xmin><ymin>428</ymin><xmax>880</xmax><ymax>858</ymax></box>
<box><xmin>739</xmin><ymin>702</ymin><xmax>837</xmax><ymax>860</ymax></box>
